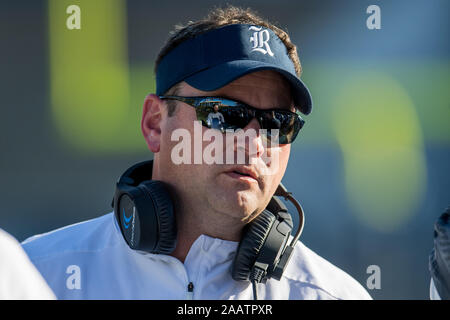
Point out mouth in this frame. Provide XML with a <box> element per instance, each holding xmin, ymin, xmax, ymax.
<box><xmin>224</xmin><ymin>166</ymin><xmax>259</xmax><ymax>183</ymax></box>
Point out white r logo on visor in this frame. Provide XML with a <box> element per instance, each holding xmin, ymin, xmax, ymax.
<box><xmin>249</xmin><ymin>26</ymin><xmax>274</xmax><ymax>57</ymax></box>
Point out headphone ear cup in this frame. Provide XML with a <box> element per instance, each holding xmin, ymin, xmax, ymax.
<box><xmin>139</xmin><ymin>180</ymin><xmax>177</xmax><ymax>254</ymax></box>
<box><xmin>231</xmin><ymin>210</ymin><xmax>276</xmax><ymax>281</ymax></box>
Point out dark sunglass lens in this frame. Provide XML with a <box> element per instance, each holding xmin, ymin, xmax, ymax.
<box><xmin>262</xmin><ymin>111</ymin><xmax>303</xmax><ymax>144</ymax></box>
<box><xmin>219</xmin><ymin>106</ymin><xmax>253</xmax><ymax>131</ymax></box>
<box><xmin>259</xmin><ymin>112</ymin><xmax>282</xmax><ymax>130</ymax></box>
<box><xmin>195</xmin><ymin>103</ymin><xmax>252</xmax><ymax>132</ymax></box>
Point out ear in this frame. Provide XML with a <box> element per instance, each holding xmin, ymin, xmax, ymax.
<box><xmin>141</xmin><ymin>94</ymin><xmax>164</xmax><ymax>153</ymax></box>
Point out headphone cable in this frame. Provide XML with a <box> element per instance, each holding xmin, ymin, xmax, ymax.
<box><xmin>251</xmin><ymin>279</ymin><xmax>258</xmax><ymax>300</ymax></box>
<box><xmin>249</xmin><ymin>262</ymin><xmax>267</xmax><ymax>300</ymax></box>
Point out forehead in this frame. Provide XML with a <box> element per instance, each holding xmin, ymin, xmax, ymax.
<box><xmin>181</xmin><ymin>70</ymin><xmax>293</xmax><ymax>109</ymax></box>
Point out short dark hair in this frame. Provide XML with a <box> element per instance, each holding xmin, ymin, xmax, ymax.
<box><xmin>156</xmin><ymin>5</ymin><xmax>302</xmax><ymax>116</ymax></box>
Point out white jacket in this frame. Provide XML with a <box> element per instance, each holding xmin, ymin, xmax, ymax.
<box><xmin>22</xmin><ymin>213</ymin><xmax>371</xmax><ymax>300</ymax></box>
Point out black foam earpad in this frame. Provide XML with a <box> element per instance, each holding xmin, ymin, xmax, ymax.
<box><xmin>139</xmin><ymin>180</ymin><xmax>177</xmax><ymax>254</ymax></box>
<box><xmin>231</xmin><ymin>210</ymin><xmax>276</xmax><ymax>281</ymax></box>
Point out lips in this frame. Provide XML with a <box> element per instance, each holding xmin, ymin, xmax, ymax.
<box><xmin>224</xmin><ymin>166</ymin><xmax>259</xmax><ymax>182</ymax></box>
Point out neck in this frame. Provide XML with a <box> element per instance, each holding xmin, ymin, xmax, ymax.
<box><xmin>169</xmin><ymin>198</ymin><xmax>244</xmax><ymax>263</ymax></box>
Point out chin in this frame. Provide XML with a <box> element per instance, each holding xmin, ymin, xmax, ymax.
<box><xmin>214</xmin><ymin>188</ymin><xmax>263</xmax><ymax>221</ymax></box>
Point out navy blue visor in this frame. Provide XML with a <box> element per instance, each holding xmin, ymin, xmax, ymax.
<box><xmin>156</xmin><ymin>24</ymin><xmax>312</xmax><ymax>115</ymax></box>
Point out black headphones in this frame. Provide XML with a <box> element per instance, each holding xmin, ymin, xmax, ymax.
<box><xmin>112</xmin><ymin>160</ymin><xmax>305</xmax><ymax>290</ymax></box>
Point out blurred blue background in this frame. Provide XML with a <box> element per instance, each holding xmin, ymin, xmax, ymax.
<box><xmin>0</xmin><ymin>0</ymin><xmax>448</xmax><ymax>299</ymax></box>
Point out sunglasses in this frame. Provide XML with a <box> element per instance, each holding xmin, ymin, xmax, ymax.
<box><xmin>158</xmin><ymin>96</ymin><xmax>305</xmax><ymax>144</ymax></box>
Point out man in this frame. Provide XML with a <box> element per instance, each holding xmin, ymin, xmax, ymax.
<box><xmin>22</xmin><ymin>6</ymin><xmax>371</xmax><ymax>300</ymax></box>
<box><xmin>206</xmin><ymin>104</ymin><xmax>225</xmax><ymax>132</ymax></box>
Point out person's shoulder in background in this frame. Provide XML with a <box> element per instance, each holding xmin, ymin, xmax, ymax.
<box><xmin>284</xmin><ymin>241</ymin><xmax>372</xmax><ymax>300</ymax></box>
<box><xmin>0</xmin><ymin>228</ymin><xmax>55</xmax><ymax>299</ymax></box>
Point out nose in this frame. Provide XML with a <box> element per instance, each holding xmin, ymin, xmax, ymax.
<box><xmin>239</xmin><ymin>118</ymin><xmax>265</xmax><ymax>160</ymax></box>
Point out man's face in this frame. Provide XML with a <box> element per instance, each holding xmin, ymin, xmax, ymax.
<box><xmin>155</xmin><ymin>70</ymin><xmax>293</xmax><ymax>223</ymax></box>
